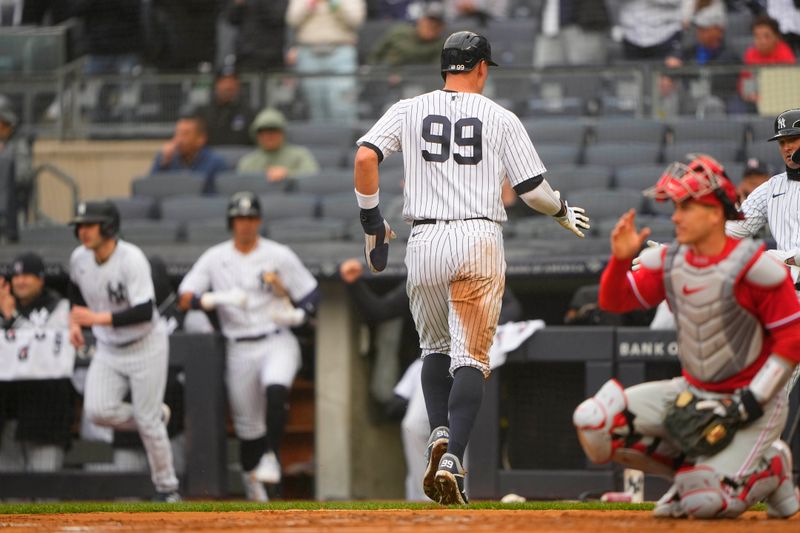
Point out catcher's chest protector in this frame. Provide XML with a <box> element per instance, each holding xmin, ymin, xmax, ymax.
<box><xmin>663</xmin><ymin>239</ymin><xmax>762</xmax><ymax>383</ymax></box>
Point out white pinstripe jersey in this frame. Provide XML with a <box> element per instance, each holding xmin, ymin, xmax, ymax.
<box><xmin>726</xmin><ymin>172</ymin><xmax>800</xmax><ymax>256</ymax></box>
<box><xmin>357</xmin><ymin>90</ymin><xmax>546</xmax><ymax>223</ymax></box>
<box><xmin>70</xmin><ymin>240</ymin><xmax>158</xmax><ymax>345</ymax></box>
<box><xmin>178</xmin><ymin>238</ymin><xmax>318</xmax><ymax>339</ymax></box>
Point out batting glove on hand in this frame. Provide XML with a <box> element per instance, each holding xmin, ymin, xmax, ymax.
<box><xmin>554</xmin><ymin>201</ymin><xmax>590</xmax><ymax>238</ymax></box>
<box><xmin>631</xmin><ymin>240</ymin><xmax>664</xmax><ymax>271</ymax></box>
<box><xmin>270</xmin><ymin>303</ymin><xmax>306</xmax><ymax>327</ymax></box>
<box><xmin>200</xmin><ymin>288</ymin><xmax>248</xmax><ymax>310</ymax></box>
<box><xmin>360</xmin><ymin>206</ymin><xmax>396</xmax><ymax>273</ymax></box>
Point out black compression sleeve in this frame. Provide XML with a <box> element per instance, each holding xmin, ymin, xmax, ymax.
<box><xmin>512</xmin><ymin>175</ymin><xmax>544</xmax><ymax>195</ymax></box>
<box><xmin>67</xmin><ymin>281</ymin><xmax>87</xmax><ymax>307</ymax></box>
<box><xmin>111</xmin><ymin>300</ymin><xmax>154</xmax><ymax>327</ymax></box>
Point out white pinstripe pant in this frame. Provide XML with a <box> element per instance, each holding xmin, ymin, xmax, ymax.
<box><xmin>405</xmin><ymin>219</ymin><xmax>505</xmax><ymax>378</ymax></box>
<box><xmin>225</xmin><ymin>329</ymin><xmax>301</xmax><ymax>440</ymax></box>
<box><xmin>621</xmin><ymin>377</ymin><xmax>788</xmax><ymax>479</ymax></box>
<box><xmin>83</xmin><ymin>323</ymin><xmax>178</xmax><ymax>493</ymax></box>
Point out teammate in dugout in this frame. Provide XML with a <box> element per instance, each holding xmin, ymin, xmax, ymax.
<box><xmin>574</xmin><ymin>154</ymin><xmax>800</xmax><ymax>519</ymax></box>
<box><xmin>354</xmin><ymin>30</ymin><xmax>590</xmax><ymax>505</ymax></box>
<box><xmin>0</xmin><ymin>253</ymin><xmax>73</xmax><ymax>472</ymax></box>
<box><xmin>68</xmin><ymin>201</ymin><xmax>180</xmax><ymax>502</ymax></box>
<box><xmin>177</xmin><ymin>191</ymin><xmax>320</xmax><ymax>502</ymax></box>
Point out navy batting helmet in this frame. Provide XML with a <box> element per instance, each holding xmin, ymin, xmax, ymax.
<box><xmin>440</xmin><ymin>31</ymin><xmax>497</xmax><ymax>80</ymax></box>
<box><xmin>768</xmin><ymin>108</ymin><xmax>800</xmax><ymax>142</ymax></box>
<box><xmin>69</xmin><ymin>200</ymin><xmax>120</xmax><ymax>239</ymax></box>
<box><xmin>227</xmin><ymin>191</ymin><xmax>261</xmax><ymax>229</ymax></box>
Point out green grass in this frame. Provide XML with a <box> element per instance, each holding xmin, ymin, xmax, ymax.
<box><xmin>0</xmin><ymin>500</ymin><xmax>655</xmax><ymax>514</ymax></box>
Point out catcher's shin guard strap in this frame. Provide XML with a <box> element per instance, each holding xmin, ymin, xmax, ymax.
<box><xmin>573</xmin><ymin>379</ymin><xmax>628</xmax><ymax>464</ymax></box>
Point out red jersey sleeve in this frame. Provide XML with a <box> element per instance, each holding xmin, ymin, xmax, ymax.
<box><xmin>736</xmin><ymin>273</ymin><xmax>800</xmax><ymax>364</ymax></box>
<box><xmin>598</xmin><ymin>255</ymin><xmax>666</xmax><ymax>313</ymax></box>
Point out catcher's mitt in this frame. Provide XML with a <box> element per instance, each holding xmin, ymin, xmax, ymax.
<box><xmin>663</xmin><ymin>390</ymin><xmax>743</xmax><ymax>457</ymax></box>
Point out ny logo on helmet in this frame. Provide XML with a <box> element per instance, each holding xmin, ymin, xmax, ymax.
<box><xmin>239</xmin><ymin>197</ymin><xmax>252</xmax><ymax>210</ymax></box>
<box><xmin>778</xmin><ymin>117</ymin><xmax>786</xmax><ymax>129</ymax></box>
<box><xmin>78</xmin><ymin>203</ymin><xmax>87</xmax><ymax>215</ymax></box>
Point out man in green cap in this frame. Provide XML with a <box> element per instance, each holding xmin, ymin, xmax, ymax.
<box><xmin>237</xmin><ymin>108</ymin><xmax>319</xmax><ymax>183</ymax></box>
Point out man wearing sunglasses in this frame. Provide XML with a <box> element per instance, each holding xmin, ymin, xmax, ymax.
<box><xmin>573</xmin><ymin>154</ymin><xmax>800</xmax><ymax>520</ymax></box>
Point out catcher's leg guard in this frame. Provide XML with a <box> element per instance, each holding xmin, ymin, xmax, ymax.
<box><xmin>763</xmin><ymin>440</ymin><xmax>799</xmax><ymax>518</ymax></box>
<box><xmin>675</xmin><ymin>466</ymin><xmax>738</xmax><ymax>519</ymax></box>
<box><xmin>573</xmin><ymin>379</ymin><xmax>628</xmax><ymax>464</ymax></box>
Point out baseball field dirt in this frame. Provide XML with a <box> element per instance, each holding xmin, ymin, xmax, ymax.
<box><xmin>1</xmin><ymin>509</ymin><xmax>798</xmax><ymax>532</ymax></box>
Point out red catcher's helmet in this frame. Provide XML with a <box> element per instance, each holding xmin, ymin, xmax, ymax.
<box><xmin>644</xmin><ymin>153</ymin><xmax>743</xmax><ymax>220</ymax></box>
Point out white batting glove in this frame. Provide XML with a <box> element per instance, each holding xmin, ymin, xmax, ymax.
<box><xmin>631</xmin><ymin>240</ymin><xmax>665</xmax><ymax>271</ymax></box>
<box><xmin>269</xmin><ymin>303</ymin><xmax>306</xmax><ymax>327</ymax></box>
<box><xmin>554</xmin><ymin>201</ymin><xmax>591</xmax><ymax>239</ymax></box>
<box><xmin>200</xmin><ymin>288</ymin><xmax>248</xmax><ymax>310</ymax></box>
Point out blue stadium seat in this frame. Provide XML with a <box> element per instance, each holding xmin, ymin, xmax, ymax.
<box><xmin>545</xmin><ymin>165</ymin><xmax>613</xmax><ymax>193</ymax></box>
<box><xmin>522</xmin><ymin>118</ymin><xmax>589</xmax><ymax>144</ymax></box>
<box><xmin>666</xmin><ymin>119</ymin><xmax>747</xmax><ymax>143</ymax></box>
<box><xmin>215</xmin><ymin>145</ymin><xmax>253</xmax><ymax>170</ymax></box>
<box><xmin>159</xmin><ymin>195</ymin><xmax>228</xmax><ymax>223</ymax></box>
<box><xmin>568</xmin><ymin>187</ymin><xmax>645</xmax><ymax>220</ymax></box>
<box><xmin>110</xmin><ymin>196</ymin><xmax>158</xmax><ymax>220</ymax></box>
<box><xmin>184</xmin><ymin>220</ymin><xmax>232</xmax><ymax>244</ymax></box>
<box><xmin>664</xmin><ymin>141</ymin><xmax>741</xmax><ymax>163</ymax></box>
<box><xmin>267</xmin><ymin>217</ymin><xmax>347</xmax><ymax>243</ymax></box>
<box><xmin>259</xmin><ymin>193</ymin><xmax>319</xmax><ymax>220</ymax></box>
<box><xmin>589</xmin><ymin>119</ymin><xmax>666</xmax><ymax>144</ymax></box>
<box><xmin>584</xmin><ymin>142</ymin><xmax>662</xmax><ymax>167</ymax></box>
<box><xmin>614</xmin><ymin>164</ymin><xmax>665</xmax><ymax>190</ymax></box>
<box><xmin>293</xmin><ymin>170</ymin><xmax>354</xmax><ymax>196</ymax></box>
<box><xmin>215</xmin><ymin>172</ymin><xmax>289</xmax><ymax>195</ymax></box>
<box><xmin>285</xmin><ymin>122</ymin><xmax>356</xmax><ymax>149</ymax></box>
<box><xmin>536</xmin><ymin>143</ymin><xmax>581</xmax><ymax>165</ymax></box>
<box><xmin>119</xmin><ymin>220</ymin><xmax>182</xmax><ymax>244</ymax></box>
<box><xmin>19</xmin><ymin>224</ymin><xmax>73</xmax><ymax>244</ymax></box>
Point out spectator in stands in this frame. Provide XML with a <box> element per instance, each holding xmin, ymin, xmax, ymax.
<box><xmin>659</xmin><ymin>5</ymin><xmax>738</xmax><ymax>116</ymax></box>
<box><xmin>534</xmin><ymin>0</ymin><xmax>611</xmax><ymax>67</ymax></box>
<box><xmin>0</xmin><ymin>252</ymin><xmax>73</xmax><ymax>472</ymax></box>
<box><xmin>367</xmin><ymin>2</ymin><xmax>446</xmax><ymax>66</ymax></box>
<box><xmin>146</xmin><ymin>0</ymin><xmax>219</xmax><ymax>71</ymax></box>
<box><xmin>734</xmin><ymin>15</ymin><xmax>797</xmax><ymax>113</ymax></box>
<box><xmin>286</xmin><ymin>0</ymin><xmax>366</xmax><ymax>123</ymax></box>
<box><xmin>150</xmin><ymin>116</ymin><xmax>227</xmax><ymax>194</ymax></box>
<box><xmin>0</xmin><ymin>102</ymin><xmax>32</xmax><ymax>217</ymax></box>
<box><xmin>195</xmin><ymin>66</ymin><xmax>254</xmax><ymax>146</ymax></box>
<box><xmin>737</xmin><ymin>157</ymin><xmax>771</xmax><ymax>201</ymax></box>
<box><xmin>226</xmin><ymin>0</ymin><xmax>289</xmax><ymax>72</ymax></box>
<box><xmin>237</xmin><ymin>108</ymin><xmax>319</xmax><ymax>182</ymax></box>
<box><xmin>620</xmin><ymin>0</ymin><xmax>684</xmax><ymax>60</ymax></box>
<box><xmin>765</xmin><ymin>0</ymin><xmax>800</xmax><ymax>55</ymax></box>
<box><xmin>70</xmin><ymin>0</ymin><xmax>143</xmax><ymax>75</ymax></box>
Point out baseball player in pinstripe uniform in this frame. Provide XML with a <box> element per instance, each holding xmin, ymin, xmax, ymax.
<box><xmin>68</xmin><ymin>201</ymin><xmax>180</xmax><ymax>502</ymax></box>
<box><xmin>353</xmin><ymin>30</ymin><xmax>590</xmax><ymax>505</ymax></box>
<box><xmin>178</xmin><ymin>191</ymin><xmax>319</xmax><ymax>501</ymax></box>
<box><xmin>726</xmin><ymin>108</ymin><xmax>800</xmax><ymax>392</ymax></box>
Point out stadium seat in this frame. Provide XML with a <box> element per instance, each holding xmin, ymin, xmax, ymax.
<box><xmin>215</xmin><ymin>145</ymin><xmax>253</xmax><ymax>170</ymax></box>
<box><xmin>285</xmin><ymin>122</ymin><xmax>356</xmax><ymax>150</ymax></box>
<box><xmin>595</xmin><ymin>215</ymin><xmax>674</xmax><ymax>238</ymax></box>
<box><xmin>119</xmin><ymin>220</ymin><xmax>182</xmax><ymax>244</ymax></box>
<box><xmin>522</xmin><ymin>118</ymin><xmax>589</xmax><ymax>144</ymax></box>
<box><xmin>215</xmin><ymin>172</ymin><xmax>288</xmax><ymax>195</ymax></box>
<box><xmin>320</xmin><ymin>191</ymin><xmax>400</xmax><ymax>220</ymax></box>
<box><xmin>0</xmin><ymin>155</ymin><xmax>18</xmax><ymax>242</ymax></box>
<box><xmin>184</xmin><ymin>220</ymin><xmax>232</xmax><ymax>244</ymax></box>
<box><xmin>309</xmin><ymin>146</ymin><xmax>347</xmax><ymax>170</ymax></box>
<box><xmin>19</xmin><ymin>224</ymin><xmax>73</xmax><ymax>244</ymax></box>
<box><xmin>510</xmin><ymin>217</ymin><xmax>595</xmax><ymax>239</ymax></box>
<box><xmin>614</xmin><ymin>164</ymin><xmax>665</xmax><ymax>190</ymax></box>
<box><xmin>267</xmin><ymin>217</ymin><xmax>347</xmax><ymax>243</ymax></box>
<box><xmin>159</xmin><ymin>195</ymin><xmax>228</xmax><ymax>223</ymax></box>
<box><xmin>110</xmin><ymin>196</ymin><xmax>158</xmax><ymax>220</ymax></box>
<box><xmin>259</xmin><ymin>193</ymin><xmax>319</xmax><ymax>220</ymax></box>
<box><xmin>568</xmin><ymin>187</ymin><xmax>645</xmax><ymax>220</ymax></box>
<box><xmin>545</xmin><ymin>165</ymin><xmax>613</xmax><ymax>193</ymax></box>
<box><xmin>584</xmin><ymin>142</ymin><xmax>662</xmax><ymax>167</ymax></box>
<box><xmin>743</xmin><ymin>142</ymin><xmax>785</xmax><ymax>170</ymax></box>
<box><xmin>748</xmin><ymin>118</ymin><xmax>775</xmax><ymax>145</ymax></box>
<box><xmin>664</xmin><ymin>141</ymin><xmax>741</xmax><ymax>163</ymax></box>
<box><xmin>666</xmin><ymin>119</ymin><xmax>747</xmax><ymax>143</ymax></box>
<box><xmin>293</xmin><ymin>171</ymin><xmax>354</xmax><ymax>196</ymax></box>
<box><xmin>646</xmin><ymin>197</ymin><xmax>675</xmax><ymax>217</ymax></box>
<box><xmin>131</xmin><ymin>173</ymin><xmax>205</xmax><ymax>199</ymax></box>
<box><xmin>536</xmin><ymin>143</ymin><xmax>581</xmax><ymax>165</ymax></box>
<box><xmin>589</xmin><ymin>118</ymin><xmax>666</xmax><ymax>144</ymax></box>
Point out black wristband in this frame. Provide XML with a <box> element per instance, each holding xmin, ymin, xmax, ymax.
<box><xmin>360</xmin><ymin>206</ymin><xmax>383</xmax><ymax>233</ymax></box>
<box><xmin>739</xmin><ymin>388</ymin><xmax>764</xmax><ymax>422</ymax></box>
<box><xmin>190</xmin><ymin>295</ymin><xmax>203</xmax><ymax>310</ymax></box>
<box><xmin>554</xmin><ymin>199</ymin><xmax>567</xmax><ymax>218</ymax></box>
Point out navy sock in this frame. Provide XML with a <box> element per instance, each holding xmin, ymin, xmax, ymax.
<box><xmin>421</xmin><ymin>353</ymin><xmax>452</xmax><ymax>432</ymax></box>
<box><xmin>240</xmin><ymin>435</ymin><xmax>268</xmax><ymax>472</ymax></box>
<box><xmin>265</xmin><ymin>385</ymin><xmax>289</xmax><ymax>458</ymax></box>
<box><xmin>446</xmin><ymin>367</ymin><xmax>485</xmax><ymax>462</ymax></box>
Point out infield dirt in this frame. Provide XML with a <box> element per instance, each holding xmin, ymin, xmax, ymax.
<box><xmin>1</xmin><ymin>509</ymin><xmax>798</xmax><ymax>532</ymax></box>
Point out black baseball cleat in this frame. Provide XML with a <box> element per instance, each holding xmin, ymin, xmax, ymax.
<box><xmin>423</xmin><ymin>426</ymin><xmax>450</xmax><ymax>502</ymax></box>
<box><xmin>435</xmin><ymin>452</ymin><xmax>468</xmax><ymax>505</ymax></box>
<box><xmin>153</xmin><ymin>491</ymin><xmax>182</xmax><ymax>503</ymax></box>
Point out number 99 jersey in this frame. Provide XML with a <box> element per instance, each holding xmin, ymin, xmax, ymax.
<box><xmin>357</xmin><ymin>90</ymin><xmax>546</xmax><ymax>223</ymax></box>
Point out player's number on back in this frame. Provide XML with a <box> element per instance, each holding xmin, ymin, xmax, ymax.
<box><xmin>421</xmin><ymin>115</ymin><xmax>482</xmax><ymax>165</ymax></box>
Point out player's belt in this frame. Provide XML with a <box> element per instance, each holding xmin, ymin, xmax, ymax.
<box><xmin>412</xmin><ymin>217</ymin><xmax>492</xmax><ymax>227</ymax></box>
<box><xmin>232</xmin><ymin>328</ymin><xmax>282</xmax><ymax>343</ymax></box>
